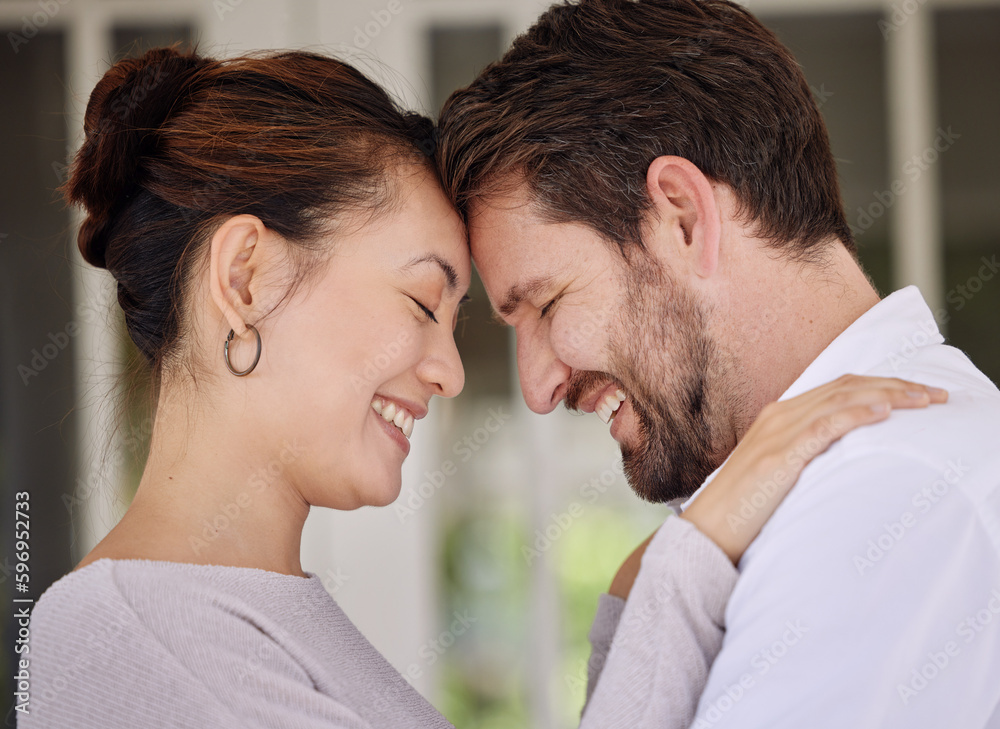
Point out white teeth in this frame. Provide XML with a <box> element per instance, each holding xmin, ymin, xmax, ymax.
<box><xmin>603</xmin><ymin>393</ymin><xmax>624</xmax><ymax>415</ymax></box>
<box><xmin>597</xmin><ymin>403</ymin><xmax>613</xmax><ymax>424</ymax></box>
<box><xmin>596</xmin><ymin>389</ymin><xmax>627</xmax><ymax>425</ymax></box>
<box><xmin>370</xmin><ymin>397</ymin><xmax>416</xmax><ymax>440</ymax></box>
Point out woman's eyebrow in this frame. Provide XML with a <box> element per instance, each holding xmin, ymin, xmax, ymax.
<box><xmin>402</xmin><ymin>254</ymin><xmax>459</xmax><ymax>291</ymax></box>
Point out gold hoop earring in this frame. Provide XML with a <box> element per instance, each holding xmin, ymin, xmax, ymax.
<box><xmin>224</xmin><ymin>324</ymin><xmax>262</xmax><ymax>377</ymax></box>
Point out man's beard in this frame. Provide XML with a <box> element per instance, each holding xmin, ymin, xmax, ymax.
<box><xmin>567</xmin><ymin>255</ymin><xmax>732</xmax><ymax>503</ymax></box>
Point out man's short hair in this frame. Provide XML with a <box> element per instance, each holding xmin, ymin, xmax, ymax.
<box><xmin>436</xmin><ymin>0</ymin><xmax>855</xmax><ymax>262</ymax></box>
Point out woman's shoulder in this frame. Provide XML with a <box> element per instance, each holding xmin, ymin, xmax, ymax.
<box><xmin>58</xmin><ymin>555</ymin><xmax>325</xmax><ymax>609</ymax></box>
<box><xmin>21</xmin><ymin>559</ymin><xmax>304</xmax><ymax>729</ymax></box>
<box><xmin>26</xmin><ymin>559</ymin><xmax>158</xmax><ymax>697</ymax></box>
<box><xmin>28</xmin><ymin>558</ymin><xmax>175</xmax><ymax>643</ymax></box>
<box><xmin>32</xmin><ymin>555</ymin><xmax>324</xmax><ymax>637</ymax></box>
<box><xmin>28</xmin><ymin>555</ymin><xmax>338</xmax><ymax>693</ymax></box>
<box><xmin>32</xmin><ymin>557</ymin><xmax>129</xmax><ymax>624</ymax></box>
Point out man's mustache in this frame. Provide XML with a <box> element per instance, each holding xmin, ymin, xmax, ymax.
<box><xmin>564</xmin><ymin>370</ymin><xmax>619</xmax><ymax>412</ymax></box>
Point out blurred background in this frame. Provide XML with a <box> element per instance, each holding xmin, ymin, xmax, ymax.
<box><xmin>1</xmin><ymin>0</ymin><xmax>997</xmax><ymax>727</ymax></box>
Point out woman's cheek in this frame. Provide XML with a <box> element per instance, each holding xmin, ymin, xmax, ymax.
<box><xmin>364</xmin><ymin>327</ymin><xmax>421</xmax><ymax>385</ymax></box>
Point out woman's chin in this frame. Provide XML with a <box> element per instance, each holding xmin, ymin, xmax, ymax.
<box><xmin>309</xmin><ymin>470</ymin><xmax>403</xmax><ymax>510</ymax></box>
<box><xmin>366</xmin><ymin>490</ymin><xmax>400</xmax><ymax>508</ymax></box>
<box><xmin>360</xmin><ymin>474</ymin><xmax>404</xmax><ymax>508</ymax></box>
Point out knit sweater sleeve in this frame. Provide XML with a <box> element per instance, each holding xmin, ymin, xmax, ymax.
<box><xmin>580</xmin><ymin>516</ymin><xmax>739</xmax><ymax>729</ymax></box>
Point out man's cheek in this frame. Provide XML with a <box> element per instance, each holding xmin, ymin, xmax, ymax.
<box><xmin>554</xmin><ymin>307</ymin><xmax>613</xmax><ymax>362</ymax></box>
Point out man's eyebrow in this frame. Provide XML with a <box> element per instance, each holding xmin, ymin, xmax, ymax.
<box><xmin>403</xmin><ymin>254</ymin><xmax>459</xmax><ymax>291</ymax></box>
<box><xmin>497</xmin><ymin>276</ymin><xmax>554</xmax><ymax>318</ymax></box>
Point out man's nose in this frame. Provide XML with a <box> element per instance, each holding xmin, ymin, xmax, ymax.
<box><xmin>516</xmin><ymin>331</ymin><xmax>570</xmax><ymax>414</ymax></box>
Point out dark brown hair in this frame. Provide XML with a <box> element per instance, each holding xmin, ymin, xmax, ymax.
<box><xmin>65</xmin><ymin>46</ymin><xmax>435</xmax><ymax>371</ymax></box>
<box><xmin>436</xmin><ymin>0</ymin><xmax>854</xmax><ymax>261</ymax></box>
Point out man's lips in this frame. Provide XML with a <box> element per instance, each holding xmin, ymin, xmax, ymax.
<box><xmin>565</xmin><ymin>372</ymin><xmax>629</xmax><ymax>426</ymax></box>
<box><xmin>609</xmin><ymin>397</ymin><xmax>634</xmax><ymax>442</ymax></box>
<box><xmin>578</xmin><ymin>380</ymin><xmax>623</xmax><ymax>414</ymax></box>
<box><xmin>577</xmin><ymin>382</ymin><xmax>627</xmax><ymax>425</ymax></box>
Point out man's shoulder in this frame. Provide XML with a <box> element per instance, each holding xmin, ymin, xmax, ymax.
<box><xmin>700</xmin><ymin>344</ymin><xmax>1000</xmax><ymax>728</ymax></box>
<box><xmin>803</xmin><ymin>337</ymin><xmax>1000</xmax><ymax>481</ymax></box>
<box><xmin>739</xmin><ymin>342</ymin><xmax>1000</xmax><ymax>577</ymax></box>
<box><xmin>873</xmin><ymin>338</ymin><xmax>1000</xmax><ymax>421</ymax></box>
<box><xmin>837</xmin><ymin>339</ymin><xmax>1000</xmax><ymax>482</ymax></box>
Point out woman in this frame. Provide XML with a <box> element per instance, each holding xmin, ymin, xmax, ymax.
<box><xmin>21</xmin><ymin>47</ymin><xmax>945</xmax><ymax>729</ymax></box>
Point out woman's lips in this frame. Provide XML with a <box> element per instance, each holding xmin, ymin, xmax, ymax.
<box><xmin>372</xmin><ymin>406</ymin><xmax>411</xmax><ymax>456</ymax></box>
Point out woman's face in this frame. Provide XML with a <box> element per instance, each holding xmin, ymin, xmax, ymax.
<box><xmin>255</xmin><ymin>164</ymin><xmax>470</xmax><ymax>509</ymax></box>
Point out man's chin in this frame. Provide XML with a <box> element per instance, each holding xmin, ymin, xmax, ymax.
<box><xmin>620</xmin><ymin>440</ymin><xmax>716</xmax><ymax>504</ymax></box>
<box><xmin>621</xmin><ymin>447</ymin><xmax>670</xmax><ymax>503</ymax></box>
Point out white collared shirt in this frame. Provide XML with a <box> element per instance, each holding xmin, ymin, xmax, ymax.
<box><xmin>681</xmin><ymin>286</ymin><xmax>1000</xmax><ymax>728</ymax></box>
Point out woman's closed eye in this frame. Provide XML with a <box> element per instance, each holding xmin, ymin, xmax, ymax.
<box><xmin>410</xmin><ymin>297</ymin><xmax>438</xmax><ymax>323</ymax></box>
<box><xmin>539</xmin><ymin>297</ymin><xmax>558</xmax><ymax>318</ymax></box>
<box><xmin>412</xmin><ymin>293</ymin><xmax>472</xmax><ymax>326</ymax></box>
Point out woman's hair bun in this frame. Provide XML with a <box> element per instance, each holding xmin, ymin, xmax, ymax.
<box><xmin>66</xmin><ymin>46</ymin><xmax>208</xmax><ymax>268</ymax></box>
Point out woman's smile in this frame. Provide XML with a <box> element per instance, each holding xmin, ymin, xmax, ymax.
<box><xmin>370</xmin><ymin>395</ymin><xmax>416</xmax><ymax>456</ymax></box>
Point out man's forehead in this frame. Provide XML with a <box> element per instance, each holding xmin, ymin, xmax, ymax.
<box><xmin>467</xmin><ymin>191</ymin><xmax>604</xmax><ymax>277</ymax></box>
<box><xmin>467</xmin><ymin>199</ymin><xmax>549</xmax><ymax>279</ymax></box>
<box><xmin>465</xmin><ymin>192</ymin><xmax>550</xmax><ymax>315</ymax></box>
<box><xmin>467</xmin><ymin>196</ymin><xmax>538</xmax><ymax>287</ymax></box>
<box><xmin>467</xmin><ymin>188</ymin><xmax>539</xmax><ymax>237</ymax></box>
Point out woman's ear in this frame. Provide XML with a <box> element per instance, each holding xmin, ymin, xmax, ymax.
<box><xmin>644</xmin><ymin>156</ymin><xmax>722</xmax><ymax>279</ymax></box>
<box><xmin>209</xmin><ymin>214</ymin><xmax>268</xmax><ymax>336</ymax></box>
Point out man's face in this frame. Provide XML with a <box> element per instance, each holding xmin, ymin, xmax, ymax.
<box><xmin>469</xmin><ymin>188</ymin><xmax>735</xmax><ymax>502</ymax></box>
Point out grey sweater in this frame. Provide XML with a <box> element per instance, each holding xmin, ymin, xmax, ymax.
<box><xmin>18</xmin><ymin>516</ymin><xmax>735</xmax><ymax>728</ymax></box>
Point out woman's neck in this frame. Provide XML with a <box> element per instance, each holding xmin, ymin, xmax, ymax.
<box><xmin>84</xmin><ymin>393</ymin><xmax>312</xmax><ymax>577</ymax></box>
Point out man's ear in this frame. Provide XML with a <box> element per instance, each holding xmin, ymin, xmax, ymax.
<box><xmin>209</xmin><ymin>214</ymin><xmax>269</xmax><ymax>336</ymax></box>
<box><xmin>644</xmin><ymin>156</ymin><xmax>722</xmax><ymax>279</ymax></box>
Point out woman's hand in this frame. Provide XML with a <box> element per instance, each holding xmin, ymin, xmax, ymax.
<box><xmin>609</xmin><ymin>375</ymin><xmax>948</xmax><ymax>599</ymax></box>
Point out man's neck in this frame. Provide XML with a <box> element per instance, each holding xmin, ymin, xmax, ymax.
<box><xmin>719</xmin><ymin>242</ymin><xmax>882</xmax><ymax>442</ymax></box>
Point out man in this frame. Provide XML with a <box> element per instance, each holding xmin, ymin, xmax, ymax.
<box><xmin>435</xmin><ymin>0</ymin><xmax>1000</xmax><ymax>726</ymax></box>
